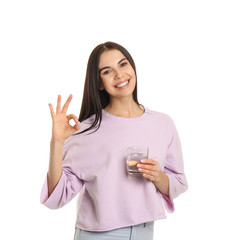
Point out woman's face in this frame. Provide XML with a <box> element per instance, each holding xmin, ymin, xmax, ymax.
<box><xmin>98</xmin><ymin>49</ymin><xmax>136</xmax><ymax>99</ymax></box>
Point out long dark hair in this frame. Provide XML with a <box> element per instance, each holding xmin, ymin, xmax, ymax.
<box><xmin>74</xmin><ymin>41</ymin><xmax>143</xmax><ymax>136</ymax></box>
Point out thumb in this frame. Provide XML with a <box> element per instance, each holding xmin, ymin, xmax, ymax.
<box><xmin>67</xmin><ymin>114</ymin><xmax>81</xmax><ymax>129</ymax></box>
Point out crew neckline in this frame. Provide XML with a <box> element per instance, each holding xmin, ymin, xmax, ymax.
<box><xmin>102</xmin><ymin>105</ymin><xmax>148</xmax><ymax>122</ymax></box>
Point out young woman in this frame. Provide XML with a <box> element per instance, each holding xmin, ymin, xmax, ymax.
<box><xmin>40</xmin><ymin>41</ymin><xmax>188</xmax><ymax>240</ymax></box>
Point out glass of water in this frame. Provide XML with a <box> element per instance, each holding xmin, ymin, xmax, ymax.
<box><xmin>127</xmin><ymin>146</ymin><xmax>149</xmax><ymax>176</ymax></box>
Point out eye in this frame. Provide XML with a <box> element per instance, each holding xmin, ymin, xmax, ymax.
<box><xmin>120</xmin><ymin>62</ymin><xmax>128</xmax><ymax>67</ymax></box>
<box><xmin>103</xmin><ymin>70</ymin><xmax>111</xmax><ymax>75</ymax></box>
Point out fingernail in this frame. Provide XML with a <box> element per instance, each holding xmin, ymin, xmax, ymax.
<box><xmin>141</xmin><ymin>159</ymin><xmax>145</xmax><ymax>163</ymax></box>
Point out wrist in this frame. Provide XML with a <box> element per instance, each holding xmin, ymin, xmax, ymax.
<box><xmin>153</xmin><ymin>171</ymin><xmax>170</xmax><ymax>196</ymax></box>
<box><xmin>50</xmin><ymin>137</ymin><xmax>65</xmax><ymax>145</ymax></box>
<box><xmin>153</xmin><ymin>170</ymin><xmax>163</xmax><ymax>184</ymax></box>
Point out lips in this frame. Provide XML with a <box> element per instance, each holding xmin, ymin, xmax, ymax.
<box><xmin>115</xmin><ymin>79</ymin><xmax>130</xmax><ymax>88</ymax></box>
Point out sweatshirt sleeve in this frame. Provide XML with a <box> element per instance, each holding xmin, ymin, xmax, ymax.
<box><xmin>40</xmin><ymin>138</ymin><xmax>84</xmax><ymax>209</ymax></box>
<box><xmin>160</xmin><ymin>118</ymin><xmax>188</xmax><ymax>213</ymax></box>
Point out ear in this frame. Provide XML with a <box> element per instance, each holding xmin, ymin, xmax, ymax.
<box><xmin>98</xmin><ymin>81</ymin><xmax>104</xmax><ymax>91</ymax></box>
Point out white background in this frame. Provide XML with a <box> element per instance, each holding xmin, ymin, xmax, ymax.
<box><xmin>0</xmin><ymin>0</ymin><xmax>225</xmax><ymax>239</ymax></box>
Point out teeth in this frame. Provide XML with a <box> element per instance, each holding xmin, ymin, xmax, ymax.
<box><xmin>116</xmin><ymin>80</ymin><xmax>129</xmax><ymax>88</ymax></box>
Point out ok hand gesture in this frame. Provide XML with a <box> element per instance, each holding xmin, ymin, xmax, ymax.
<box><xmin>48</xmin><ymin>94</ymin><xmax>81</xmax><ymax>142</ymax></box>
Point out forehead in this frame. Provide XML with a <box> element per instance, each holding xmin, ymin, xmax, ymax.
<box><xmin>99</xmin><ymin>49</ymin><xmax>126</xmax><ymax>68</ymax></box>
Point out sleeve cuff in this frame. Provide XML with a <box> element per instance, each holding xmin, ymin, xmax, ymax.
<box><xmin>159</xmin><ymin>174</ymin><xmax>175</xmax><ymax>213</ymax></box>
<box><xmin>40</xmin><ymin>172</ymin><xmax>66</xmax><ymax>209</ymax></box>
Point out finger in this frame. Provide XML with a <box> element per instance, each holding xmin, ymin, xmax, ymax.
<box><xmin>137</xmin><ymin>164</ymin><xmax>155</xmax><ymax>171</ymax></box>
<box><xmin>143</xmin><ymin>174</ymin><xmax>155</xmax><ymax>181</ymax></box>
<box><xmin>67</xmin><ymin>114</ymin><xmax>81</xmax><ymax>130</ymax></box>
<box><xmin>67</xmin><ymin>114</ymin><xmax>79</xmax><ymax>123</ymax></box>
<box><xmin>62</xmin><ymin>94</ymin><xmax>73</xmax><ymax>114</ymax></box>
<box><xmin>141</xmin><ymin>159</ymin><xmax>158</xmax><ymax>165</ymax></box>
<box><xmin>74</xmin><ymin>121</ymin><xmax>81</xmax><ymax>130</ymax></box>
<box><xmin>139</xmin><ymin>168</ymin><xmax>158</xmax><ymax>177</ymax></box>
<box><xmin>48</xmin><ymin>103</ymin><xmax>55</xmax><ymax>119</ymax></box>
<box><xmin>56</xmin><ymin>95</ymin><xmax>61</xmax><ymax>114</ymax></box>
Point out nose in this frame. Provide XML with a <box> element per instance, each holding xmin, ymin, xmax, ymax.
<box><xmin>114</xmin><ymin>68</ymin><xmax>123</xmax><ymax>79</ymax></box>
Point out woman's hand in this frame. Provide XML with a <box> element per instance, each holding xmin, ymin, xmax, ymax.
<box><xmin>48</xmin><ymin>94</ymin><xmax>81</xmax><ymax>142</ymax></box>
<box><xmin>137</xmin><ymin>159</ymin><xmax>170</xmax><ymax>196</ymax></box>
<box><xmin>137</xmin><ymin>159</ymin><xmax>161</xmax><ymax>182</ymax></box>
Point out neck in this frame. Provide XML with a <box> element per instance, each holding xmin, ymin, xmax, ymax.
<box><xmin>104</xmin><ymin>98</ymin><xmax>144</xmax><ymax>118</ymax></box>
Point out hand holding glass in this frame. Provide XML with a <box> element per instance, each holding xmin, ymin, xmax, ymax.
<box><xmin>127</xmin><ymin>146</ymin><xmax>149</xmax><ymax>176</ymax></box>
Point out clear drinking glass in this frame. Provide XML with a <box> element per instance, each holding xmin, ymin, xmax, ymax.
<box><xmin>127</xmin><ymin>146</ymin><xmax>149</xmax><ymax>176</ymax></box>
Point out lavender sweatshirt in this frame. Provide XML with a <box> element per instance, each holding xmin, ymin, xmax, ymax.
<box><xmin>40</xmin><ymin>106</ymin><xmax>188</xmax><ymax>231</ymax></box>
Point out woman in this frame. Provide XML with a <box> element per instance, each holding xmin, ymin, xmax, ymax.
<box><xmin>40</xmin><ymin>41</ymin><xmax>188</xmax><ymax>240</ymax></box>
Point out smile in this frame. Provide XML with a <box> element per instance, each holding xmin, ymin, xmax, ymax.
<box><xmin>115</xmin><ymin>80</ymin><xmax>130</xmax><ymax>88</ymax></box>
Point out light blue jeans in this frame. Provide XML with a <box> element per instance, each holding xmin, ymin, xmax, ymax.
<box><xmin>74</xmin><ymin>222</ymin><xmax>154</xmax><ymax>240</ymax></box>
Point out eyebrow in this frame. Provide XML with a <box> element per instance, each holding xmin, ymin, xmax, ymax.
<box><xmin>99</xmin><ymin>57</ymin><xmax>127</xmax><ymax>73</ymax></box>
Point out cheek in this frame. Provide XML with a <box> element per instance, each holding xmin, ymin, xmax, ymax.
<box><xmin>127</xmin><ymin>67</ymin><xmax>136</xmax><ymax>78</ymax></box>
<box><xmin>130</xmin><ymin>72</ymin><xmax>136</xmax><ymax>85</ymax></box>
<box><xmin>131</xmin><ymin>69</ymin><xmax>136</xmax><ymax>77</ymax></box>
<box><xmin>101</xmin><ymin>78</ymin><xmax>110</xmax><ymax>86</ymax></box>
<box><xmin>101</xmin><ymin>77</ymin><xmax>114</xmax><ymax>89</ymax></box>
